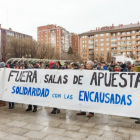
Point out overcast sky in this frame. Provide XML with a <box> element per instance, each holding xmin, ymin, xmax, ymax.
<box><xmin>0</xmin><ymin>0</ymin><xmax>139</xmax><ymax>40</ymax></box>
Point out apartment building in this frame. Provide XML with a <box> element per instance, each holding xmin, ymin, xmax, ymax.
<box><xmin>70</xmin><ymin>33</ymin><xmax>79</xmax><ymax>53</ymax></box>
<box><xmin>79</xmin><ymin>22</ymin><xmax>140</xmax><ymax>62</ymax></box>
<box><xmin>37</xmin><ymin>24</ymin><xmax>70</xmax><ymax>57</ymax></box>
<box><xmin>0</xmin><ymin>24</ymin><xmax>32</xmax><ymax>62</ymax></box>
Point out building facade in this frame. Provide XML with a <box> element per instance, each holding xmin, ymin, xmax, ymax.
<box><xmin>37</xmin><ymin>24</ymin><xmax>70</xmax><ymax>58</ymax></box>
<box><xmin>79</xmin><ymin>22</ymin><xmax>140</xmax><ymax>62</ymax></box>
<box><xmin>0</xmin><ymin>24</ymin><xmax>32</xmax><ymax>62</ymax></box>
<box><xmin>70</xmin><ymin>33</ymin><xmax>79</xmax><ymax>54</ymax></box>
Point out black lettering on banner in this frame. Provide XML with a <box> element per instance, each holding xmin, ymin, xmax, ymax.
<box><xmin>44</xmin><ymin>74</ymin><xmax>49</xmax><ymax>83</ymax></box>
<box><xmin>63</xmin><ymin>75</ymin><xmax>68</xmax><ymax>84</ymax></box>
<box><xmin>32</xmin><ymin>70</ymin><xmax>37</xmax><ymax>83</ymax></box>
<box><xmin>104</xmin><ymin>73</ymin><xmax>111</xmax><ymax>87</ymax></box>
<box><xmin>90</xmin><ymin>72</ymin><xmax>97</xmax><ymax>85</ymax></box>
<box><xmin>8</xmin><ymin>70</ymin><xmax>18</xmax><ymax>82</ymax></box>
<box><xmin>15</xmin><ymin>71</ymin><xmax>20</xmax><ymax>82</ymax></box>
<box><xmin>26</xmin><ymin>71</ymin><xmax>33</xmax><ymax>82</ymax></box>
<box><xmin>20</xmin><ymin>71</ymin><xmax>27</xmax><ymax>82</ymax></box>
<box><xmin>57</xmin><ymin>75</ymin><xmax>62</xmax><ymax>84</ymax></box>
<box><xmin>98</xmin><ymin>72</ymin><xmax>104</xmax><ymax>86</ymax></box>
<box><xmin>128</xmin><ymin>73</ymin><xmax>135</xmax><ymax>87</ymax></box>
<box><xmin>134</xmin><ymin>73</ymin><xmax>140</xmax><ymax>88</ymax></box>
<box><xmin>73</xmin><ymin>75</ymin><xmax>83</xmax><ymax>85</ymax></box>
<box><xmin>112</xmin><ymin>73</ymin><xmax>119</xmax><ymax>87</ymax></box>
<box><xmin>73</xmin><ymin>75</ymin><xmax>78</xmax><ymax>84</ymax></box>
<box><xmin>79</xmin><ymin>75</ymin><xmax>83</xmax><ymax>85</ymax></box>
<box><xmin>119</xmin><ymin>73</ymin><xmax>127</xmax><ymax>87</ymax></box>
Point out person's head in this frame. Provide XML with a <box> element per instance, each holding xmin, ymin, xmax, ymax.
<box><xmin>80</xmin><ymin>64</ymin><xmax>86</xmax><ymax>69</ymax></box>
<box><xmin>14</xmin><ymin>64</ymin><xmax>19</xmax><ymax>69</ymax></box>
<box><xmin>111</xmin><ymin>61</ymin><xmax>115</xmax><ymax>65</ymax></box>
<box><xmin>72</xmin><ymin>63</ymin><xmax>79</xmax><ymax>69</ymax></box>
<box><xmin>86</xmin><ymin>60</ymin><xmax>94</xmax><ymax>70</ymax></box>
<box><xmin>97</xmin><ymin>62</ymin><xmax>102</xmax><ymax>68</ymax></box>
<box><xmin>134</xmin><ymin>61</ymin><xmax>139</xmax><ymax>66</ymax></box>
<box><xmin>114</xmin><ymin>65</ymin><xmax>120</xmax><ymax>70</ymax></box>
<box><xmin>56</xmin><ymin>61</ymin><xmax>62</xmax><ymax>68</ymax></box>
<box><xmin>70</xmin><ymin>62</ymin><xmax>74</xmax><ymax>69</ymax></box>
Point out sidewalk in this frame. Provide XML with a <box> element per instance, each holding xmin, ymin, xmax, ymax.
<box><xmin>0</xmin><ymin>103</ymin><xmax>139</xmax><ymax>140</ymax></box>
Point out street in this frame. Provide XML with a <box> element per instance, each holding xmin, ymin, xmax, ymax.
<box><xmin>0</xmin><ymin>104</ymin><xmax>139</xmax><ymax>140</ymax></box>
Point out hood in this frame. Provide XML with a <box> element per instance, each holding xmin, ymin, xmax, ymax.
<box><xmin>121</xmin><ymin>64</ymin><xmax>126</xmax><ymax>68</ymax></box>
<box><xmin>133</xmin><ymin>66</ymin><xmax>140</xmax><ymax>72</ymax></box>
<box><xmin>49</xmin><ymin>62</ymin><xmax>55</xmax><ymax>69</ymax></box>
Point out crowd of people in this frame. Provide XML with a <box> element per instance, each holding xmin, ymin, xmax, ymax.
<box><xmin>0</xmin><ymin>60</ymin><xmax>140</xmax><ymax>123</ymax></box>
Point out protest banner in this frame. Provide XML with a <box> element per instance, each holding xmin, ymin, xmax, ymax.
<box><xmin>0</xmin><ymin>68</ymin><xmax>140</xmax><ymax>118</ymax></box>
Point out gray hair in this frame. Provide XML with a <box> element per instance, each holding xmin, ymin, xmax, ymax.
<box><xmin>87</xmin><ymin>60</ymin><xmax>94</xmax><ymax>67</ymax></box>
<box><xmin>125</xmin><ymin>61</ymin><xmax>131</xmax><ymax>66</ymax></box>
<box><xmin>0</xmin><ymin>62</ymin><xmax>5</xmax><ymax>68</ymax></box>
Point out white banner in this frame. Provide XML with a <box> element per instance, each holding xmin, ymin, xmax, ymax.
<box><xmin>0</xmin><ymin>68</ymin><xmax>140</xmax><ymax>118</ymax></box>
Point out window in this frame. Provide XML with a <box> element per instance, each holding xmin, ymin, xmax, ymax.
<box><xmin>121</xmin><ymin>42</ymin><xmax>126</xmax><ymax>46</ymax></box>
<box><xmin>106</xmin><ymin>48</ymin><xmax>109</xmax><ymax>50</ymax></box>
<box><xmin>100</xmin><ymin>43</ymin><xmax>104</xmax><ymax>46</ymax></box>
<box><xmin>89</xmin><ymin>40</ymin><xmax>93</xmax><ymax>44</ymax></box>
<box><xmin>111</xmin><ymin>42</ymin><xmax>117</xmax><ymax>46</ymax></box>
<box><xmin>106</xmin><ymin>43</ymin><xmax>109</xmax><ymax>46</ymax></box>
<box><xmin>132</xmin><ymin>31</ymin><xmax>135</xmax><ymax>34</ymax></box>
<box><xmin>101</xmin><ymin>53</ymin><xmax>104</xmax><ymax>56</ymax></box>
<box><xmin>106</xmin><ymin>33</ymin><xmax>109</xmax><ymax>36</ymax></box>
<box><xmin>127</xmin><ymin>32</ymin><xmax>130</xmax><ymax>35</ymax></box>
<box><xmin>106</xmin><ymin>38</ymin><xmax>109</xmax><ymax>41</ymax></box>
<box><xmin>96</xmin><ymin>49</ymin><xmax>98</xmax><ymax>51</ymax></box>
<box><xmin>133</xmin><ymin>51</ymin><xmax>135</xmax><ymax>54</ymax></box>
<box><xmin>95</xmin><ymin>39</ymin><xmax>98</xmax><ymax>42</ymax></box>
<box><xmin>118</xmin><ymin>38</ymin><xmax>120</xmax><ymax>40</ymax></box>
<box><xmin>137</xmin><ymin>36</ymin><xmax>140</xmax><ymax>39</ymax></box>
<box><xmin>122</xmin><ymin>37</ymin><xmax>125</xmax><ymax>40</ymax></box>
<box><xmin>100</xmin><ymin>34</ymin><xmax>104</xmax><ymax>37</ymax></box>
<box><xmin>100</xmin><ymin>48</ymin><xmax>104</xmax><ymax>51</ymax></box>
<box><xmin>111</xmin><ymin>38</ymin><xmax>117</xmax><ymax>41</ymax></box>
<box><xmin>100</xmin><ymin>38</ymin><xmax>104</xmax><ymax>42</ymax></box>
<box><xmin>95</xmin><ymin>34</ymin><xmax>98</xmax><ymax>37</ymax></box>
<box><xmin>127</xmin><ymin>47</ymin><xmax>132</xmax><ymax>50</ymax></box>
<box><xmin>133</xmin><ymin>41</ymin><xmax>135</xmax><ymax>44</ymax></box>
<box><xmin>118</xmin><ymin>52</ymin><xmax>121</xmax><ymax>55</ymax></box>
<box><xmin>112</xmin><ymin>33</ymin><xmax>116</xmax><ymax>36</ymax></box>
<box><xmin>138</xmin><ymin>41</ymin><xmax>140</xmax><ymax>44</ymax></box>
<box><xmin>127</xmin><ymin>37</ymin><xmax>131</xmax><ymax>40</ymax></box>
<box><xmin>118</xmin><ymin>47</ymin><xmax>120</xmax><ymax>50</ymax></box>
<box><xmin>117</xmin><ymin>32</ymin><xmax>120</xmax><ymax>35</ymax></box>
<box><xmin>127</xmin><ymin>41</ymin><xmax>131</xmax><ymax>45</ymax></box>
<box><xmin>118</xmin><ymin>42</ymin><xmax>120</xmax><ymax>45</ymax></box>
<box><xmin>132</xmin><ymin>36</ymin><xmax>135</xmax><ymax>39</ymax></box>
<box><xmin>122</xmin><ymin>32</ymin><xmax>125</xmax><ymax>35</ymax></box>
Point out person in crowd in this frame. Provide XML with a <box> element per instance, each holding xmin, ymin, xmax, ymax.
<box><xmin>72</xmin><ymin>63</ymin><xmax>79</xmax><ymax>69</ymax></box>
<box><xmin>114</xmin><ymin>65</ymin><xmax>120</xmax><ymax>72</ymax></box>
<box><xmin>93</xmin><ymin>62</ymin><xmax>104</xmax><ymax>70</ymax></box>
<box><xmin>134</xmin><ymin>61</ymin><xmax>139</xmax><ymax>66</ymax></box>
<box><xmin>129</xmin><ymin>65</ymin><xmax>140</xmax><ymax>123</ymax></box>
<box><xmin>49</xmin><ymin>61</ymin><xmax>61</xmax><ymax>114</ymax></box>
<box><xmin>119</xmin><ymin>64</ymin><xmax>128</xmax><ymax>72</ymax></box>
<box><xmin>0</xmin><ymin>62</ymin><xmax>6</xmax><ymax>107</ymax></box>
<box><xmin>107</xmin><ymin>61</ymin><xmax>115</xmax><ymax>72</ymax></box>
<box><xmin>56</xmin><ymin>61</ymin><xmax>62</xmax><ymax>69</ymax></box>
<box><xmin>76</xmin><ymin>60</ymin><xmax>95</xmax><ymax>118</ymax></box>
<box><xmin>25</xmin><ymin>62</ymin><xmax>39</xmax><ymax>112</ymax></box>
<box><xmin>70</xmin><ymin>62</ymin><xmax>74</xmax><ymax>69</ymax></box>
<box><xmin>103</xmin><ymin>63</ymin><xmax>109</xmax><ymax>70</ymax></box>
<box><xmin>80</xmin><ymin>64</ymin><xmax>86</xmax><ymax>69</ymax></box>
<box><xmin>8</xmin><ymin>63</ymin><xmax>19</xmax><ymax>109</ymax></box>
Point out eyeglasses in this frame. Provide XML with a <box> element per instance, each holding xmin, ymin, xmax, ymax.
<box><xmin>115</xmin><ymin>67</ymin><xmax>118</xmax><ymax>68</ymax></box>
